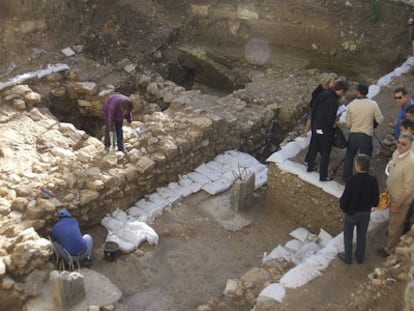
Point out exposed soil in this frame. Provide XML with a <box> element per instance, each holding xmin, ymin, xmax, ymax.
<box><xmin>2</xmin><ymin>0</ymin><xmax>413</xmax><ymax>309</ymax></box>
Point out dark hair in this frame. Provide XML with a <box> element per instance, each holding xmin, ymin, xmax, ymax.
<box><xmin>356</xmin><ymin>83</ymin><xmax>369</xmax><ymax>96</ymax></box>
<box><xmin>401</xmin><ymin>119</ymin><xmax>414</xmax><ymax>132</ymax></box>
<box><xmin>121</xmin><ymin>100</ymin><xmax>133</xmax><ymax>112</ymax></box>
<box><xmin>355</xmin><ymin>154</ymin><xmax>370</xmax><ymax>172</ymax></box>
<box><xmin>406</xmin><ymin>105</ymin><xmax>414</xmax><ymax>115</ymax></box>
<box><xmin>394</xmin><ymin>87</ymin><xmax>408</xmax><ymax>95</ymax></box>
<box><xmin>334</xmin><ymin>80</ymin><xmax>348</xmax><ymax>92</ymax></box>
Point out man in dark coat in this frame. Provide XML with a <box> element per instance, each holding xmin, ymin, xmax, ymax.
<box><xmin>338</xmin><ymin>154</ymin><xmax>379</xmax><ymax>264</ymax></box>
<box><xmin>306</xmin><ymin>80</ymin><xmax>348</xmax><ymax>181</ymax></box>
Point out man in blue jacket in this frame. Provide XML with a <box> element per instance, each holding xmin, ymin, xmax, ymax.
<box><xmin>52</xmin><ymin>209</ymin><xmax>93</xmax><ymax>267</ymax></box>
<box><xmin>393</xmin><ymin>87</ymin><xmax>414</xmax><ymax>141</ymax></box>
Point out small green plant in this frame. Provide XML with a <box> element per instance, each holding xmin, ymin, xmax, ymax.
<box><xmin>368</xmin><ymin>0</ymin><xmax>380</xmax><ymax>23</ymax></box>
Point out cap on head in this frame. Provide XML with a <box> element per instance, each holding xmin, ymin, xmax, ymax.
<box><xmin>58</xmin><ymin>208</ymin><xmax>72</xmax><ymax>218</ymax></box>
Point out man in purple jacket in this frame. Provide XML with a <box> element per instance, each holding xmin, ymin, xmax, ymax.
<box><xmin>102</xmin><ymin>94</ymin><xmax>133</xmax><ymax>152</ymax></box>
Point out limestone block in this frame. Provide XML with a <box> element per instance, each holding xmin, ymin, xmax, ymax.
<box><xmin>77</xmin><ymin>99</ymin><xmax>92</xmax><ymax>107</ymax></box>
<box><xmin>136</xmin><ymin>156</ymin><xmax>155</xmax><ymax>174</ymax></box>
<box><xmin>0</xmin><ymin>197</ymin><xmax>11</xmax><ymax>215</ymax></box>
<box><xmin>223</xmin><ymin>279</ymin><xmax>243</xmax><ymax>298</ymax></box>
<box><xmin>51</xmin><ymin>86</ymin><xmax>67</xmax><ymax>97</ymax></box>
<box><xmin>137</xmin><ymin>74</ymin><xmax>151</xmax><ymax>87</ymax></box>
<box><xmin>13</xmin><ymin>98</ymin><xmax>26</xmax><ymax>110</ymax></box>
<box><xmin>51</xmin><ymin>147</ymin><xmax>76</xmax><ymax>159</ymax></box>
<box><xmin>101</xmin><ymin>153</ymin><xmax>118</xmax><ymax>167</ymax></box>
<box><xmin>162</xmin><ymin>139</ymin><xmax>178</xmax><ymax>160</ymax></box>
<box><xmin>146</xmin><ymin>82</ymin><xmax>161</xmax><ymax>99</ymax></box>
<box><xmin>240</xmin><ymin>267</ymin><xmax>271</xmax><ymax>291</ymax></box>
<box><xmin>0</xmin><ymin>258</ymin><xmax>5</xmax><ymax>275</ymax></box>
<box><xmin>36</xmin><ymin>198</ymin><xmax>57</xmax><ymax>212</ymax></box>
<box><xmin>191</xmin><ymin>4</ymin><xmax>209</xmax><ymax>17</ymax></box>
<box><xmin>191</xmin><ymin>117</ymin><xmax>213</xmax><ymax>129</ymax></box>
<box><xmin>79</xmin><ymin>190</ymin><xmax>100</xmax><ymax>206</ymax></box>
<box><xmin>71</xmin><ymin>82</ymin><xmax>97</xmax><ymax>96</ymax></box>
<box><xmin>50</xmin><ymin>270</ymin><xmax>86</xmax><ymax>311</ymax></box>
<box><xmin>2</xmin><ymin>276</ymin><xmax>14</xmax><ymax>289</ymax></box>
<box><xmin>24</xmin><ymin>92</ymin><xmax>41</xmax><ymax>105</ymax></box>
<box><xmin>237</xmin><ymin>7</ymin><xmax>259</xmax><ymax>20</ymax></box>
<box><xmin>86</xmin><ymin>180</ymin><xmax>105</xmax><ymax>191</ymax></box>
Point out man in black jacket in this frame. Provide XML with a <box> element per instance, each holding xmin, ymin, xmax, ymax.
<box><xmin>306</xmin><ymin>80</ymin><xmax>348</xmax><ymax>181</ymax></box>
<box><xmin>338</xmin><ymin>154</ymin><xmax>379</xmax><ymax>264</ymax></box>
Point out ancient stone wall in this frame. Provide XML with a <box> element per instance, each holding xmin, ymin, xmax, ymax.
<box><xmin>265</xmin><ymin>163</ymin><xmax>343</xmax><ymax>236</ymax></box>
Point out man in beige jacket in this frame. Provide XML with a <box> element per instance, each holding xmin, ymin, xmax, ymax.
<box><xmin>383</xmin><ymin>133</ymin><xmax>414</xmax><ymax>255</ymax></box>
<box><xmin>342</xmin><ymin>83</ymin><xmax>384</xmax><ymax>182</ymax></box>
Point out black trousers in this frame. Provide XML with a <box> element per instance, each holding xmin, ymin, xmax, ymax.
<box><xmin>104</xmin><ymin>119</ymin><xmax>124</xmax><ymax>151</ymax></box>
<box><xmin>306</xmin><ymin>129</ymin><xmax>334</xmax><ymax>179</ymax></box>
<box><xmin>343</xmin><ymin>211</ymin><xmax>371</xmax><ymax>263</ymax></box>
<box><xmin>343</xmin><ymin>133</ymin><xmax>373</xmax><ymax>182</ymax></box>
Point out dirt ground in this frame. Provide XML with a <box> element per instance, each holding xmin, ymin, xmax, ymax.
<box><xmin>82</xmin><ymin>68</ymin><xmax>414</xmax><ymax>311</ymax></box>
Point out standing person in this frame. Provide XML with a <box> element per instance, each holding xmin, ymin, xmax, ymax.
<box><xmin>302</xmin><ymin>74</ymin><xmax>337</xmax><ymax>138</ymax></box>
<box><xmin>342</xmin><ymin>83</ymin><xmax>384</xmax><ymax>182</ymax></box>
<box><xmin>338</xmin><ymin>154</ymin><xmax>379</xmax><ymax>264</ymax></box>
<box><xmin>52</xmin><ymin>209</ymin><xmax>94</xmax><ymax>267</ymax></box>
<box><xmin>103</xmin><ymin>94</ymin><xmax>133</xmax><ymax>152</ymax></box>
<box><xmin>408</xmin><ymin>14</ymin><xmax>414</xmax><ymax>56</ymax></box>
<box><xmin>406</xmin><ymin>105</ymin><xmax>414</xmax><ymax>122</ymax></box>
<box><xmin>393</xmin><ymin>87</ymin><xmax>414</xmax><ymax>141</ymax></box>
<box><xmin>381</xmin><ymin>133</ymin><xmax>414</xmax><ymax>256</ymax></box>
<box><xmin>306</xmin><ymin>80</ymin><xmax>349</xmax><ymax>181</ymax></box>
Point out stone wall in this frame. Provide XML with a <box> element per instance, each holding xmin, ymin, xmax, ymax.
<box><xmin>265</xmin><ymin>163</ymin><xmax>343</xmax><ymax>236</ymax></box>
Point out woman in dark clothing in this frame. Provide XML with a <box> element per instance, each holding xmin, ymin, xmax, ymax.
<box><xmin>338</xmin><ymin>154</ymin><xmax>379</xmax><ymax>264</ymax></box>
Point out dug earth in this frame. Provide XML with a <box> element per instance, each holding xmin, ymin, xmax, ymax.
<box><xmin>1</xmin><ymin>0</ymin><xmax>414</xmax><ymax>310</ymax></box>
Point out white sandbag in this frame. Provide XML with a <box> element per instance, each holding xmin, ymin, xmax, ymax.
<box><xmin>112</xmin><ymin>208</ymin><xmax>128</xmax><ymax>222</ymax></box>
<box><xmin>167</xmin><ymin>181</ymin><xmax>192</xmax><ymax>197</ymax></box>
<box><xmin>304</xmin><ymin>252</ymin><xmax>332</xmax><ymax>271</ymax></box>
<box><xmin>156</xmin><ymin>186</ymin><xmax>181</xmax><ymax>203</ymax></box>
<box><xmin>280</xmin><ymin>262</ymin><xmax>322</xmax><ymax>288</ymax></box>
<box><xmin>247</xmin><ymin>163</ymin><xmax>267</xmax><ymax>175</ymax></box>
<box><xmin>258</xmin><ymin>283</ymin><xmax>286</xmax><ymax>303</ymax></box>
<box><xmin>202</xmin><ymin>179</ymin><xmax>233</xmax><ymax>195</ymax></box>
<box><xmin>187</xmin><ymin>171</ymin><xmax>212</xmax><ymax>185</ymax></box>
<box><xmin>178</xmin><ymin>176</ymin><xmax>193</xmax><ymax>187</ymax></box>
<box><xmin>254</xmin><ymin>167</ymin><xmax>268</xmax><ymax>189</ymax></box>
<box><xmin>188</xmin><ymin>182</ymin><xmax>202</xmax><ymax>193</ymax></box>
<box><xmin>289</xmin><ymin>227</ymin><xmax>312</xmax><ymax>242</ymax></box>
<box><xmin>195</xmin><ymin>163</ymin><xmax>222</xmax><ymax>180</ymax></box>
<box><xmin>106</xmin><ymin>231</ymin><xmax>135</xmax><ymax>254</ymax></box>
<box><xmin>206</xmin><ymin>160</ymin><xmax>227</xmax><ymax>173</ymax></box>
<box><xmin>101</xmin><ymin>216</ymin><xmax>123</xmax><ymax>233</ymax></box>
<box><xmin>127</xmin><ymin>206</ymin><xmax>148</xmax><ymax>218</ymax></box>
<box><xmin>292</xmin><ymin>242</ymin><xmax>321</xmax><ymax>265</ymax></box>
<box><xmin>127</xmin><ymin>220</ymin><xmax>159</xmax><ymax>245</ymax></box>
<box><xmin>116</xmin><ymin>227</ymin><xmax>146</xmax><ymax>247</ymax></box>
<box><xmin>222</xmin><ymin>170</ymin><xmax>237</xmax><ymax>184</ymax></box>
<box><xmin>284</xmin><ymin>239</ymin><xmax>304</xmax><ymax>253</ymax></box>
<box><xmin>318</xmin><ymin>228</ymin><xmax>333</xmax><ymax>248</ymax></box>
<box><xmin>263</xmin><ymin>245</ymin><xmax>293</xmax><ymax>262</ymax></box>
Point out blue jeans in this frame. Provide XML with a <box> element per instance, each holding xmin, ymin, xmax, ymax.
<box><xmin>53</xmin><ymin>234</ymin><xmax>93</xmax><ymax>264</ymax></box>
<box><xmin>343</xmin><ymin>211</ymin><xmax>370</xmax><ymax>263</ymax></box>
<box><xmin>343</xmin><ymin>133</ymin><xmax>373</xmax><ymax>182</ymax></box>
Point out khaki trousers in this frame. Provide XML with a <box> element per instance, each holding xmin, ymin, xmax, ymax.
<box><xmin>385</xmin><ymin>201</ymin><xmax>411</xmax><ymax>254</ymax></box>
